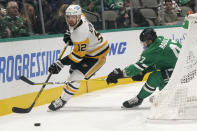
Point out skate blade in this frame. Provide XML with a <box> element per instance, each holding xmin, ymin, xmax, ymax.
<box><xmin>121</xmin><ymin>106</ymin><xmax>139</xmax><ymax>110</ymax></box>
<box><xmin>47</xmin><ymin>107</ymin><xmax>65</xmax><ymax>112</ymax></box>
<box><xmin>47</xmin><ymin>109</ymin><xmax>53</xmax><ymax>112</ymax></box>
<box><xmin>47</xmin><ymin>108</ymin><xmax>61</xmax><ymax>112</ymax></box>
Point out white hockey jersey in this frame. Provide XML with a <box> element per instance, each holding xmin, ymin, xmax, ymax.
<box><xmin>67</xmin><ymin>15</ymin><xmax>109</xmax><ymax>63</ymax></box>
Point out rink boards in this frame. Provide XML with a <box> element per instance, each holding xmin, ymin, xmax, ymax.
<box><xmin>0</xmin><ymin>26</ymin><xmax>187</xmax><ymax>116</ymax></box>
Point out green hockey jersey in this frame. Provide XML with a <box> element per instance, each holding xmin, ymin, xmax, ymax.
<box><xmin>124</xmin><ymin>36</ymin><xmax>182</xmax><ymax>77</ymax></box>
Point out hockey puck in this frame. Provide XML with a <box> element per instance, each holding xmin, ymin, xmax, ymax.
<box><xmin>34</xmin><ymin>123</ymin><xmax>41</xmax><ymax>126</ymax></box>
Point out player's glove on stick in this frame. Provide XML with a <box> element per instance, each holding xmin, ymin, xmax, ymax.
<box><xmin>63</xmin><ymin>30</ymin><xmax>73</xmax><ymax>46</ymax></box>
<box><xmin>48</xmin><ymin>60</ymin><xmax>64</xmax><ymax>74</ymax></box>
<box><xmin>106</xmin><ymin>68</ymin><xmax>124</xmax><ymax>84</ymax></box>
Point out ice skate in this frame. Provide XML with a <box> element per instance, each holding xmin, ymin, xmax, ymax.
<box><xmin>48</xmin><ymin>97</ymin><xmax>67</xmax><ymax>111</ymax></box>
<box><xmin>122</xmin><ymin>96</ymin><xmax>143</xmax><ymax>108</ymax></box>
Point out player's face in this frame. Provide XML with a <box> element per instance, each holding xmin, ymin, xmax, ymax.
<box><xmin>141</xmin><ymin>40</ymin><xmax>152</xmax><ymax>50</ymax></box>
<box><xmin>141</xmin><ymin>41</ymin><xmax>148</xmax><ymax>48</ymax></box>
<box><xmin>66</xmin><ymin>15</ymin><xmax>78</xmax><ymax>27</ymax></box>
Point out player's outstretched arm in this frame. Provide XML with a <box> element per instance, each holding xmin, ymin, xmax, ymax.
<box><xmin>106</xmin><ymin>68</ymin><xmax>147</xmax><ymax>84</ymax></box>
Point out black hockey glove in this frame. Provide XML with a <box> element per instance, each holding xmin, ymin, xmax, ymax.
<box><xmin>106</xmin><ymin>68</ymin><xmax>124</xmax><ymax>84</ymax></box>
<box><xmin>63</xmin><ymin>30</ymin><xmax>73</xmax><ymax>46</ymax></box>
<box><xmin>48</xmin><ymin>60</ymin><xmax>64</xmax><ymax>74</ymax></box>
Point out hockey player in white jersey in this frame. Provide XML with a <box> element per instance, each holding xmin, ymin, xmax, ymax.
<box><xmin>48</xmin><ymin>5</ymin><xmax>110</xmax><ymax>111</ymax></box>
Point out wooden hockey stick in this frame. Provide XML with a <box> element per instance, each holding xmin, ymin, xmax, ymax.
<box><xmin>20</xmin><ymin>75</ymin><xmax>106</xmax><ymax>85</ymax></box>
<box><xmin>12</xmin><ymin>45</ymin><xmax>68</xmax><ymax>113</ymax></box>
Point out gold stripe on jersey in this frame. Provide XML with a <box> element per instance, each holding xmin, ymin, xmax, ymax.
<box><xmin>88</xmin><ymin>40</ymin><xmax>108</xmax><ymax>56</ymax></box>
<box><xmin>68</xmin><ymin>54</ymin><xmax>81</xmax><ymax>63</ymax></box>
<box><xmin>68</xmin><ymin>38</ymin><xmax>90</xmax><ymax>63</ymax></box>
<box><xmin>85</xmin><ymin>56</ymin><xmax>106</xmax><ymax>79</ymax></box>
<box><xmin>86</xmin><ymin>45</ymin><xmax>110</xmax><ymax>59</ymax></box>
<box><xmin>68</xmin><ymin>52</ymin><xmax>83</xmax><ymax>63</ymax></box>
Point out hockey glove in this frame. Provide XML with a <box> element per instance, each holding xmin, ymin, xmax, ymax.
<box><xmin>63</xmin><ymin>30</ymin><xmax>73</xmax><ymax>46</ymax></box>
<box><xmin>48</xmin><ymin>60</ymin><xmax>64</xmax><ymax>74</ymax></box>
<box><xmin>106</xmin><ymin>68</ymin><xmax>124</xmax><ymax>84</ymax></box>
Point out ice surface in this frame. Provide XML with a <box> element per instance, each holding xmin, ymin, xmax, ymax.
<box><xmin>0</xmin><ymin>82</ymin><xmax>197</xmax><ymax>131</ymax></box>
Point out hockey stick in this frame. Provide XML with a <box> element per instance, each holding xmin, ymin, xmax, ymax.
<box><xmin>20</xmin><ymin>75</ymin><xmax>106</xmax><ymax>85</ymax></box>
<box><xmin>20</xmin><ymin>75</ymin><xmax>68</xmax><ymax>85</ymax></box>
<box><xmin>12</xmin><ymin>45</ymin><xmax>68</xmax><ymax>113</ymax></box>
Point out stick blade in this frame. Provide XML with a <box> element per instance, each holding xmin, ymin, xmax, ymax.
<box><xmin>20</xmin><ymin>76</ymin><xmax>34</xmax><ymax>85</ymax></box>
<box><xmin>12</xmin><ymin>107</ymin><xmax>31</xmax><ymax>113</ymax></box>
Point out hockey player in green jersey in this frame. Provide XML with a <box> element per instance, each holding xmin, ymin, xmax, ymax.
<box><xmin>106</xmin><ymin>28</ymin><xmax>182</xmax><ymax>108</ymax></box>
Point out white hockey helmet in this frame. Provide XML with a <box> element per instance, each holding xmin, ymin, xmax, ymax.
<box><xmin>65</xmin><ymin>5</ymin><xmax>82</xmax><ymax>16</ymax></box>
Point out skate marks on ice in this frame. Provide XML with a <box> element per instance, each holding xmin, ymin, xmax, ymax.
<box><xmin>47</xmin><ymin>106</ymin><xmax>150</xmax><ymax>113</ymax></box>
<box><xmin>47</xmin><ymin>82</ymin><xmax>150</xmax><ymax>113</ymax></box>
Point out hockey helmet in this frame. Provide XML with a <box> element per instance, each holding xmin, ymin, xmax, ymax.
<box><xmin>140</xmin><ymin>28</ymin><xmax>157</xmax><ymax>42</ymax></box>
<box><xmin>65</xmin><ymin>5</ymin><xmax>82</xmax><ymax>16</ymax></box>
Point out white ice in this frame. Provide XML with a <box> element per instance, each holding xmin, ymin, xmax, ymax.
<box><xmin>0</xmin><ymin>82</ymin><xmax>197</xmax><ymax>131</ymax></box>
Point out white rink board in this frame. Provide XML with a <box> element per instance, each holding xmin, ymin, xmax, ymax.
<box><xmin>0</xmin><ymin>27</ymin><xmax>187</xmax><ymax>99</ymax></box>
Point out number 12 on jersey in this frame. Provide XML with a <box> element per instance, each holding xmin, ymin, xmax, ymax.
<box><xmin>77</xmin><ymin>44</ymin><xmax>86</xmax><ymax>51</ymax></box>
